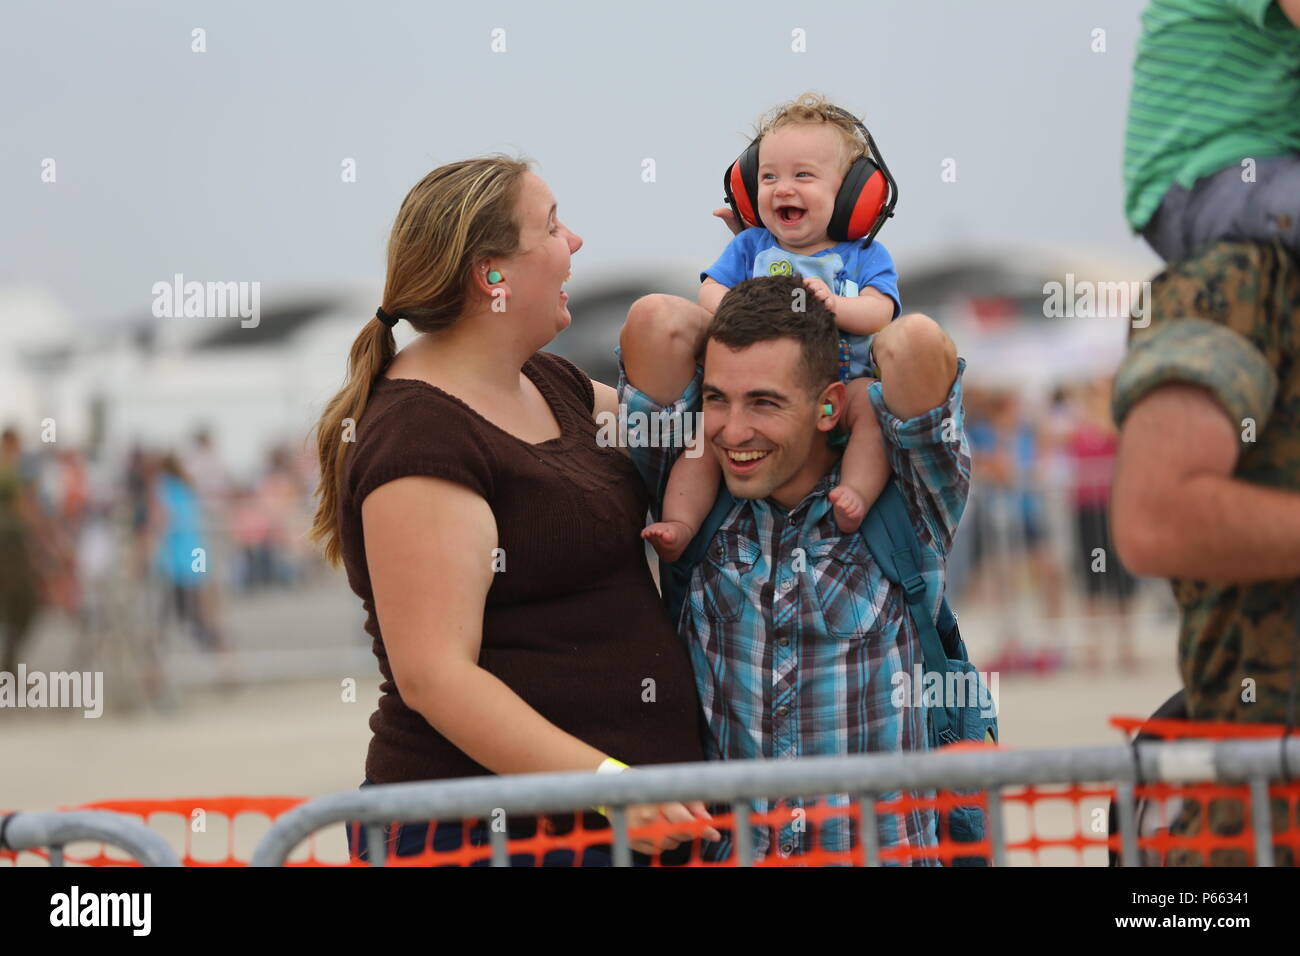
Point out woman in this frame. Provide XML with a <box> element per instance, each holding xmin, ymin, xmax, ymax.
<box><xmin>310</xmin><ymin>157</ymin><xmax>718</xmax><ymax>866</ymax></box>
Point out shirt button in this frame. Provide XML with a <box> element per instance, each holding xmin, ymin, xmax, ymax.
<box><xmin>776</xmin><ymin>637</ymin><xmax>789</xmax><ymax>647</ymax></box>
<box><xmin>775</xmin><ymin>705</ymin><xmax>790</xmax><ymax>718</ymax></box>
<box><xmin>780</xmin><ymin>579</ymin><xmax>793</xmax><ymax>592</ymax></box>
<box><xmin>781</xmin><ymin>842</ymin><xmax>795</xmax><ymax>855</ymax></box>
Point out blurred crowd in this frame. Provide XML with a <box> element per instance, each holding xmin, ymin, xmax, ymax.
<box><xmin>0</xmin><ymin>425</ymin><xmax>323</xmax><ymax>686</ymax></box>
<box><xmin>1</xmin><ymin>376</ymin><xmax>1152</xmax><ymax>688</ymax></box>
<box><xmin>948</xmin><ymin>373</ymin><xmax>1148</xmax><ymax>673</ymax></box>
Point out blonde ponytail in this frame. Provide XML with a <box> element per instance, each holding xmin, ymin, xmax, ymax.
<box><xmin>309</xmin><ymin>317</ymin><xmax>395</xmax><ymax>565</ymax></box>
<box><xmin>309</xmin><ymin>155</ymin><xmax>530</xmax><ymax>565</ymax></box>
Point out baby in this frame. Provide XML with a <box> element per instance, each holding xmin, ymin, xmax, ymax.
<box><xmin>1125</xmin><ymin>0</ymin><xmax>1300</xmax><ymax>263</ymax></box>
<box><xmin>639</xmin><ymin>92</ymin><xmax>901</xmax><ymax>563</ymax></box>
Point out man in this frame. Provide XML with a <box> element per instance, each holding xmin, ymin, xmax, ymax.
<box><xmin>0</xmin><ymin>427</ymin><xmax>42</xmax><ymax>677</ymax></box>
<box><xmin>618</xmin><ymin>274</ymin><xmax>970</xmax><ymax>863</ymax></box>
<box><xmin>1111</xmin><ymin>240</ymin><xmax>1300</xmax><ymax>865</ymax></box>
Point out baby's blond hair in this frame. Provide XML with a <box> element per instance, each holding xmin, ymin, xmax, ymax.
<box><xmin>753</xmin><ymin>92</ymin><xmax>866</xmax><ymax>173</ymax></box>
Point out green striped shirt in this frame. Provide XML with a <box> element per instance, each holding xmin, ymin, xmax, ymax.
<box><xmin>1123</xmin><ymin>0</ymin><xmax>1300</xmax><ymax>230</ymax></box>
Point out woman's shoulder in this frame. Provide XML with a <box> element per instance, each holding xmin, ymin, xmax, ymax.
<box><xmin>343</xmin><ymin>381</ymin><xmax>497</xmax><ymax>508</ymax></box>
<box><xmin>530</xmin><ymin>350</ymin><xmax>594</xmax><ymax>413</ymax></box>
<box><xmin>357</xmin><ymin>378</ymin><xmax>488</xmax><ymax>448</ymax></box>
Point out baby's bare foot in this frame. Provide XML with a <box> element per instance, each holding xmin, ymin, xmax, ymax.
<box><xmin>642</xmin><ymin>520</ymin><xmax>695</xmax><ymax>562</ymax></box>
<box><xmin>828</xmin><ymin>486</ymin><xmax>868</xmax><ymax>534</ymax></box>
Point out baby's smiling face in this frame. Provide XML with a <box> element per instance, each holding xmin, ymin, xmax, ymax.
<box><xmin>756</xmin><ymin>123</ymin><xmax>850</xmax><ymax>255</ymax></box>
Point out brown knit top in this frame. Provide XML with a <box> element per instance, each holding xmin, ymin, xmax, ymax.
<box><xmin>338</xmin><ymin>350</ymin><xmax>706</xmax><ymax>784</ymax></box>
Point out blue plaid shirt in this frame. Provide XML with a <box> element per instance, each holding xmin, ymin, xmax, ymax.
<box><xmin>617</xmin><ymin>356</ymin><xmax>972</xmax><ymax>864</ymax></box>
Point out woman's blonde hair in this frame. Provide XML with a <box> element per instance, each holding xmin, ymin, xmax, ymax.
<box><xmin>754</xmin><ymin>91</ymin><xmax>866</xmax><ymax>172</ymax></box>
<box><xmin>309</xmin><ymin>155</ymin><xmax>532</xmax><ymax>565</ymax></box>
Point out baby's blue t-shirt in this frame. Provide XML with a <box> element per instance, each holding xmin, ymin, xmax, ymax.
<box><xmin>701</xmin><ymin>228</ymin><xmax>901</xmax><ymax>378</ymax></box>
<box><xmin>701</xmin><ymin>227</ymin><xmax>901</xmax><ymax>314</ymax></box>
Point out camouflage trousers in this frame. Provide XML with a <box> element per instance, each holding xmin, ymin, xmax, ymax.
<box><xmin>1167</xmin><ymin>791</ymin><xmax>1299</xmax><ymax>867</ymax></box>
<box><xmin>1167</xmin><ymin>592</ymin><xmax>1300</xmax><ymax>866</ymax></box>
<box><xmin>1171</xmin><ymin>622</ymin><xmax>1300</xmax><ymax>866</ymax></box>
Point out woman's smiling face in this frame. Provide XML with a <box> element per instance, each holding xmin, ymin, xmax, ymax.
<box><xmin>756</xmin><ymin>124</ymin><xmax>848</xmax><ymax>253</ymax></box>
<box><xmin>500</xmin><ymin>172</ymin><xmax>583</xmax><ymax>338</ymax></box>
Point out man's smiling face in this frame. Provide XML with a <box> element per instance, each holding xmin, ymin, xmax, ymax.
<box><xmin>702</xmin><ymin>336</ymin><xmax>837</xmax><ymax>507</ymax></box>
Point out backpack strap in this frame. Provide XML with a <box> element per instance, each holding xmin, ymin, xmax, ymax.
<box><xmin>661</xmin><ymin>487</ymin><xmax>740</xmax><ymax>629</ymax></box>
<box><xmin>661</xmin><ymin>480</ymin><xmax>962</xmax><ymax>745</ymax></box>
<box><xmin>861</xmin><ymin>481</ymin><xmax>959</xmax><ymax>744</ymax></box>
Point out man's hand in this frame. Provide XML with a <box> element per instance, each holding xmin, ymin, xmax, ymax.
<box><xmin>625</xmin><ymin>800</ymin><xmax>722</xmax><ymax>854</ymax></box>
<box><xmin>802</xmin><ymin>276</ymin><xmax>839</xmax><ymax>313</ymax></box>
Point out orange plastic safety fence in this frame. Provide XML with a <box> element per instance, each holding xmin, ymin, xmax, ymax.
<box><xmin>333</xmin><ymin>776</ymin><xmax>1300</xmax><ymax>868</ymax></box>
<box><xmin>1126</xmin><ymin>780</ymin><xmax>1300</xmax><ymax>866</ymax></box>
<box><xmin>6</xmin><ymin>716</ymin><xmax>1296</xmax><ymax>866</ymax></box>
<box><xmin>1105</xmin><ymin>714</ymin><xmax>1300</xmax><ymax>866</ymax></box>
<box><xmin>1109</xmin><ymin>714</ymin><xmax>1300</xmax><ymax>740</ymax></box>
<box><xmin>337</xmin><ymin>790</ymin><xmax>995</xmax><ymax>867</ymax></box>
<box><xmin>0</xmin><ymin>796</ymin><xmax>309</xmax><ymax>867</ymax></box>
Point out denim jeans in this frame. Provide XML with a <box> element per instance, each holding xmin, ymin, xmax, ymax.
<box><xmin>1142</xmin><ymin>153</ymin><xmax>1300</xmax><ymax>263</ymax></box>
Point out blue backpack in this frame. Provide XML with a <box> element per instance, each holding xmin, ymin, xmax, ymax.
<box><xmin>661</xmin><ymin>478</ymin><xmax>997</xmax><ymax>865</ymax></box>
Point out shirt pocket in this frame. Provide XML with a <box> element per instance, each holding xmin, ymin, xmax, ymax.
<box><xmin>805</xmin><ymin>538</ymin><xmax>873</xmax><ymax>639</ymax></box>
<box><xmin>692</xmin><ymin>530</ymin><xmax>762</xmax><ymax>623</ymax></box>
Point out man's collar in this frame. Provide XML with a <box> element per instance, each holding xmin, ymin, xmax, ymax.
<box><xmin>755</xmin><ymin>461</ymin><xmax>842</xmax><ymax>520</ymax></box>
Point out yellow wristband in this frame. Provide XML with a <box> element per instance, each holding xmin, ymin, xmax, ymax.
<box><xmin>593</xmin><ymin>758</ymin><xmax>629</xmax><ymax>819</ymax></box>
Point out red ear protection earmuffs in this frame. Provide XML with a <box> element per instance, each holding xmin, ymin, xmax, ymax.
<box><xmin>721</xmin><ymin>105</ymin><xmax>898</xmax><ymax>246</ymax></box>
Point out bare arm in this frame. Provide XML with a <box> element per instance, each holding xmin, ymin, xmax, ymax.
<box><xmin>363</xmin><ymin>475</ymin><xmax>611</xmax><ymax>774</ymax></box>
<box><xmin>832</xmin><ymin>287</ymin><xmax>895</xmax><ymax>336</ymax></box>
<box><xmin>592</xmin><ymin>381</ymin><xmax>630</xmax><ymax>458</ymax></box>
<box><xmin>1279</xmin><ymin>0</ymin><xmax>1300</xmax><ymax>28</ymax></box>
<box><xmin>802</xmin><ymin>278</ymin><xmax>894</xmax><ymax>336</ymax></box>
<box><xmin>1111</xmin><ymin>383</ymin><xmax>1300</xmax><ymax>580</ymax></box>
<box><xmin>834</xmin><ymin>377</ymin><xmax>873</xmax><ymax>432</ymax></box>
<box><xmin>698</xmin><ymin>277</ymin><xmax>728</xmax><ymax>315</ymax></box>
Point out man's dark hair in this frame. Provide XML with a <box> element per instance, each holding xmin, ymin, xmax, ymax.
<box><xmin>705</xmin><ymin>274</ymin><xmax>840</xmax><ymax>396</ymax></box>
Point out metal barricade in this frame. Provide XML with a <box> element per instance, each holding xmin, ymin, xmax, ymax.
<box><xmin>1</xmin><ymin>810</ymin><xmax>183</xmax><ymax>867</ymax></box>
<box><xmin>249</xmin><ymin>738</ymin><xmax>1300</xmax><ymax>867</ymax></box>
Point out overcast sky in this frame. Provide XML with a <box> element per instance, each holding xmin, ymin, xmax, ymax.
<box><xmin>1</xmin><ymin>0</ymin><xmax>1156</xmax><ymax>329</ymax></box>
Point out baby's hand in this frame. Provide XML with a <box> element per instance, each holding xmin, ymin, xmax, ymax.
<box><xmin>802</xmin><ymin>276</ymin><xmax>838</xmax><ymax>312</ymax></box>
<box><xmin>712</xmin><ymin>207</ymin><xmax>744</xmax><ymax>236</ymax></box>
